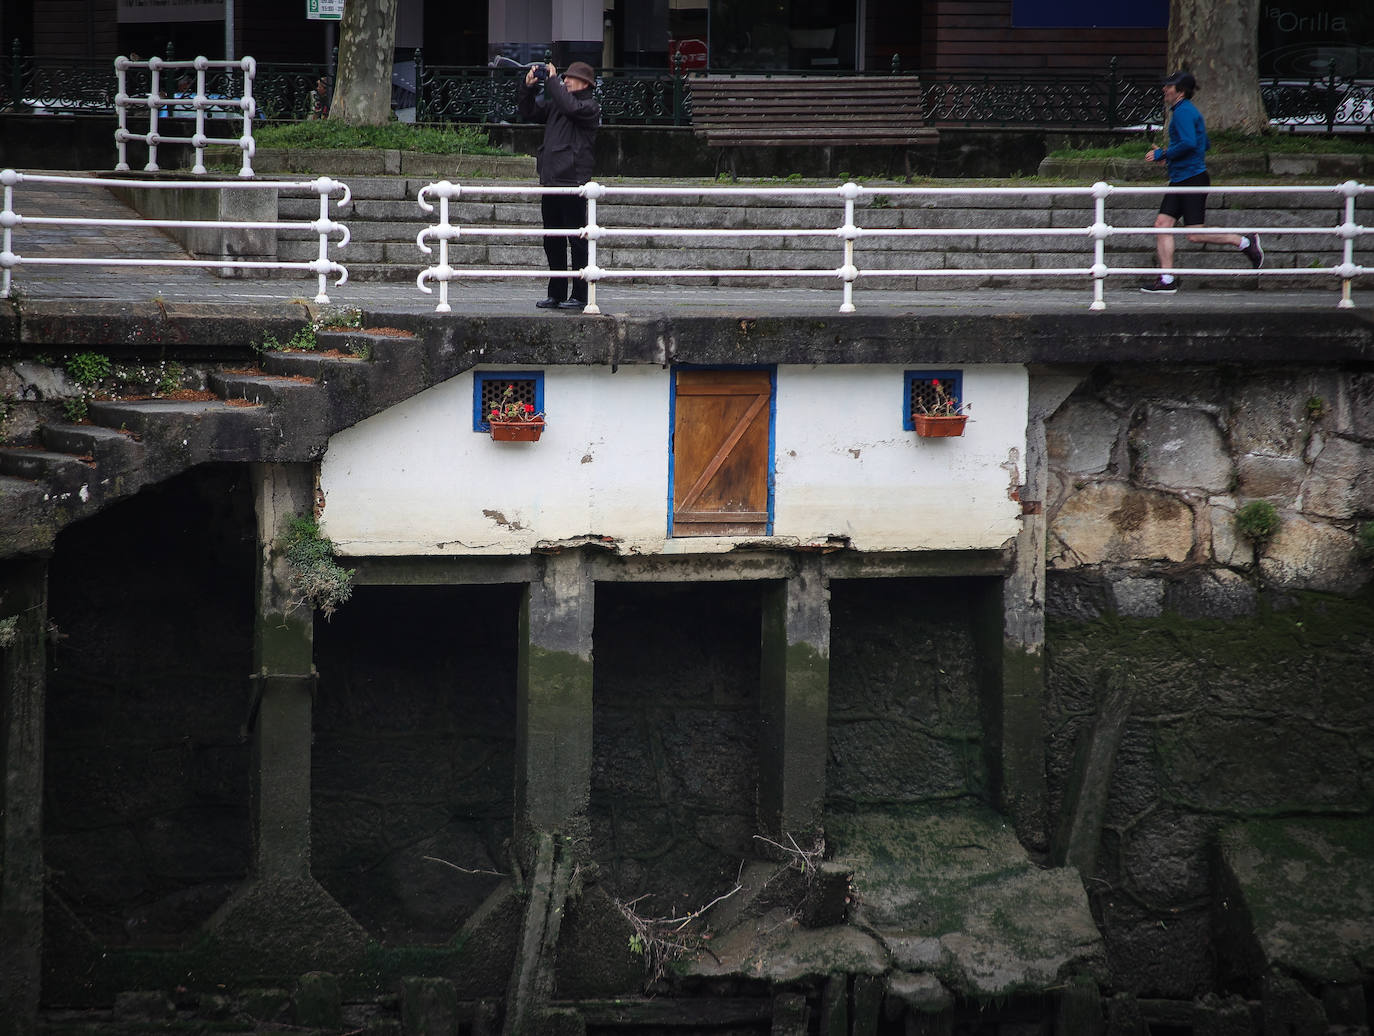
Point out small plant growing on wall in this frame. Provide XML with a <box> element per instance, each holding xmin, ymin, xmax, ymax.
<box><xmin>314</xmin><ymin>306</ymin><xmax>362</xmax><ymax>331</ymax></box>
<box><xmin>66</xmin><ymin>351</ymin><xmax>111</xmax><ymax>387</ymax></box>
<box><xmin>1235</xmin><ymin>500</ymin><xmax>1280</xmax><ymax>545</ymax></box>
<box><xmin>281</xmin><ymin>515</ymin><xmax>354</xmax><ymax>619</ymax></box>
<box><xmin>63</xmin><ymin>351</ymin><xmax>112</xmax><ymax>424</ymax></box>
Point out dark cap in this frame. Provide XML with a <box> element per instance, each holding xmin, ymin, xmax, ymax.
<box><xmin>564</xmin><ymin>61</ymin><xmax>596</xmax><ymax>86</ymax></box>
<box><xmin>1161</xmin><ymin>70</ymin><xmax>1196</xmax><ymax>92</ymax></box>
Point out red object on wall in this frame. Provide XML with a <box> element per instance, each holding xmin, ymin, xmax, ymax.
<box><xmin>669</xmin><ymin>38</ymin><xmax>708</xmax><ymax>70</ymax></box>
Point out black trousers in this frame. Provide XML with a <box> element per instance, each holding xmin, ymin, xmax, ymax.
<box><xmin>541</xmin><ymin>193</ymin><xmax>589</xmax><ymax>303</ymax></box>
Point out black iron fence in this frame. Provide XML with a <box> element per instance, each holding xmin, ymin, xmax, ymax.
<box><xmin>2</xmin><ymin>43</ymin><xmax>1370</xmax><ymax>133</ymax></box>
<box><xmin>918</xmin><ymin>67</ymin><xmax>1159</xmax><ymax>128</ymax></box>
<box><xmin>0</xmin><ymin>40</ymin><xmax>331</xmax><ymax>120</ymax></box>
<box><xmin>416</xmin><ymin>55</ymin><xmax>688</xmax><ymax>125</ymax></box>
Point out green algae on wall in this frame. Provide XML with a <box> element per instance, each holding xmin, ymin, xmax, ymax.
<box><xmin>1216</xmin><ymin>817</ymin><xmax>1374</xmax><ymax>986</ymax></box>
<box><xmin>1045</xmin><ymin>587</ymin><xmax>1374</xmax><ymax>996</ymax></box>
<box><xmin>1048</xmin><ymin>590</ymin><xmax>1374</xmax><ymax>817</ymax></box>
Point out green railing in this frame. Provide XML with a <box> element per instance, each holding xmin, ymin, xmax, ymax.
<box><xmin>3</xmin><ymin>42</ymin><xmax>1370</xmax><ymax>133</ymax></box>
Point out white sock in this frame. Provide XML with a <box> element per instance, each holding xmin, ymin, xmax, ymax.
<box><xmin>1239</xmin><ymin>236</ymin><xmax>1251</xmax><ymax>250</ymax></box>
<box><xmin>1161</xmin><ymin>274</ymin><xmax>1175</xmax><ymax>284</ymax></box>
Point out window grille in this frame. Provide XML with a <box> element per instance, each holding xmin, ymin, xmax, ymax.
<box><xmin>474</xmin><ymin>371</ymin><xmax>543</xmax><ymax>431</ymax></box>
<box><xmin>903</xmin><ymin>370</ymin><xmax>963</xmax><ymax>431</ymax></box>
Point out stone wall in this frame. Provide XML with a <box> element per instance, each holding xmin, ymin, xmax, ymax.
<box><xmin>827</xmin><ymin>578</ymin><xmax>995</xmax><ymax>810</ymax></box>
<box><xmin>21</xmin><ymin>361</ymin><xmax>1374</xmax><ymax>1019</ymax></box>
<box><xmin>1047</xmin><ymin>366</ymin><xmax>1374</xmax><ymax>602</ymax></box>
<box><xmin>1042</xmin><ymin>365</ymin><xmax>1374</xmax><ymax>998</ymax></box>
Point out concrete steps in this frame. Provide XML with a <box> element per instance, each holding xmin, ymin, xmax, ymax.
<box><xmin>279</xmin><ymin>177</ymin><xmax>1372</xmax><ymax>290</ymax></box>
<box><xmin>2</xmin><ymin>335</ymin><xmax>413</xmax><ymax>554</ymax></box>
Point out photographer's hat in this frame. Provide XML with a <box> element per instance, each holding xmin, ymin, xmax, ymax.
<box><xmin>564</xmin><ymin>61</ymin><xmax>596</xmax><ymax>86</ymax></box>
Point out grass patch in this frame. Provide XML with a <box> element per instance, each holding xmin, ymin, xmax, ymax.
<box><xmin>1049</xmin><ymin>130</ymin><xmax>1374</xmax><ymax>161</ymax></box>
<box><xmin>254</xmin><ymin>120</ymin><xmax>505</xmax><ymax>155</ymax></box>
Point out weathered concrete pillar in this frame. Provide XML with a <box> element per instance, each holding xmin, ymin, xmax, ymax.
<box><xmin>758</xmin><ymin>556</ymin><xmax>830</xmax><ymax>840</ymax></box>
<box><xmin>205</xmin><ymin>463</ymin><xmax>365</xmax><ymax>973</ymax></box>
<box><xmin>515</xmin><ymin>549</ymin><xmax>595</xmax><ymax>855</ymax></box>
<box><xmin>249</xmin><ymin>462</ymin><xmax>316</xmax><ymax>880</ymax></box>
<box><xmin>0</xmin><ymin>558</ymin><xmax>47</xmax><ymax>1036</ymax></box>
<box><xmin>1000</xmin><ymin>372</ymin><xmax>1083</xmax><ymax>853</ymax></box>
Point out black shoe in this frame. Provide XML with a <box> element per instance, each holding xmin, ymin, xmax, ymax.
<box><xmin>1242</xmin><ymin>234</ymin><xmax>1264</xmax><ymax>269</ymax></box>
<box><xmin>535</xmin><ymin>297</ymin><xmax>562</xmax><ymax>309</ymax></box>
<box><xmin>1141</xmin><ymin>276</ymin><xmax>1178</xmax><ymax>294</ymax></box>
<box><xmin>557</xmin><ymin>299</ymin><xmax>586</xmax><ymax>311</ymax></box>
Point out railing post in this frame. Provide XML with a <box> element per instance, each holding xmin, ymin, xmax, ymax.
<box><xmin>1</xmin><ymin>171</ymin><xmax>14</xmax><ymax>298</ymax></box>
<box><xmin>237</xmin><ymin>56</ymin><xmax>255</xmax><ymax>177</ymax></box>
<box><xmin>583</xmin><ymin>181</ymin><xmax>602</xmax><ymax>315</ymax></box>
<box><xmin>193</xmin><ymin>57</ymin><xmax>209</xmax><ymax>174</ymax></box>
<box><xmin>838</xmin><ymin>181</ymin><xmax>859</xmax><ymax>313</ymax></box>
<box><xmin>890</xmin><ymin>53</ymin><xmax>900</xmax><ymax>75</ymax></box>
<box><xmin>10</xmin><ymin>39</ymin><xmax>23</xmax><ymax>114</ymax></box>
<box><xmin>1106</xmin><ymin>56</ymin><xmax>1119</xmax><ymax>129</ymax></box>
<box><xmin>414</xmin><ymin>48</ymin><xmax>426</xmax><ymax>122</ymax></box>
<box><xmin>672</xmin><ymin>51</ymin><xmax>684</xmax><ymax>126</ymax></box>
<box><xmin>1337</xmin><ymin>181</ymin><xmax>1358</xmax><ymax>308</ymax></box>
<box><xmin>1089</xmin><ymin>181</ymin><xmax>1110</xmax><ymax>311</ymax></box>
<box><xmin>1324</xmin><ymin>59</ymin><xmax>1338</xmax><ymax>133</ymax></box>
<box><xmin>146</xmin><ymin>57</ymin><xmax>161</xmax><ymax>171</ymax></box>
<box><xmin>114</xmin><ymin>57</ymin><xmax>129</xmax><ymax>170</ymax></box>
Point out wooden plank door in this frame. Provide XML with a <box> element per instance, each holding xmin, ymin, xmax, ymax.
<box><xmin>672</xmin><ymin>369</ymin><xmax>773</xmax><ymax>536</ymax></box>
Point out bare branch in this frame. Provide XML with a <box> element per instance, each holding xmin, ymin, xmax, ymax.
<box><xmin>423</xmin><ymin>855</ymin><xmax>507</xmax><ymax>877</ymax></box>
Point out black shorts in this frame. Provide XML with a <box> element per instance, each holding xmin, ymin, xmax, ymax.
<box><xmin>1159</xmin><ymin>171</ymin><xmax>1210</xmax><ymax>224</ymax></box>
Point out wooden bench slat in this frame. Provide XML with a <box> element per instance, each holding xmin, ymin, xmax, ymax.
<box><xmin>704</xmin><ymin>132</ymin><xmax>936</xmax><ymax>144</ymax></box>
<box><xmin>693</xmin><ymin>111</ymin><xmax>925</xmax><ymax>121</ymax></box>
<box><xmin>687</xmin><ymin>75</ymin><xmax>933</xmax><ymax>151</ymax></box>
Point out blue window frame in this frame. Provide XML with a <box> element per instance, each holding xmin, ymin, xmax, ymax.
<box><xmin>903</xmin><ymin>370</ymin><xmax>963</xmax><ymax>431</ymax></box>
<box><xmin>474</xmin><ymin>371</ymin><xmax>544</xmax><ymax>431</ymax></box>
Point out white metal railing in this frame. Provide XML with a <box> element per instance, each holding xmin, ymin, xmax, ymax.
<box><xmin>414</xmin><ymin>180</ymin><xmax>1372</xmax><ymax>314</ymax></box>
<box><xmin>0</xmin><ymin>170</ymin><xmax>350</xmax><ymax>303</ymax></box>
<box><xmin>115</xmin><ymin>55</ymin><xmax>258</xmax><ymax>176</ymax></box>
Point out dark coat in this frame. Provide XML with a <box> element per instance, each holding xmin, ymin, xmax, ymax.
<box><xmin>517</xmin><ymin>74</ymin><xmax>600</xmax><ymax>186</ymax></box>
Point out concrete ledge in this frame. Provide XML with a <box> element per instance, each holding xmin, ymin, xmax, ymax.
<box><xmin>1037</xmin><ymin>152</ymin><xmax>1374</xmax><ymax>181</ymax></box>
<box><xmin>13</xmin><ymin>297</ymin><xmax>310</xmax><ymax>348</ymax></box>
<box><xmin>238</xmin><ymin>147</ymin><xmax>536</xmax><ymax>179</ymax></box>
<box><xmin>105</xmin><ymin>176</ymin><xmax>278</xmax><ymax>276</ymax></box>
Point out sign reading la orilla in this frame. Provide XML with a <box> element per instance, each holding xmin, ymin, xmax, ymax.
<box><xmin>306</xmin><ymin>0</ymin><xmax>343</xmax><ymax>19</ymax></box>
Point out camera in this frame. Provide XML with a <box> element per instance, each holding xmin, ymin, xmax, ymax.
<box><xmin>532</xmin><ymin>64</ymin><xmax>548</xmax><ymax>81</ymax></box>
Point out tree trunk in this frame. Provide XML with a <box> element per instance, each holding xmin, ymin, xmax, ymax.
<box><xmin>1167</xmin><ymin>0</ymin><xmax>1268</xmax><ymax>132</ymax></box>
<box><xmin>329</xmin><ymin>0</ymin><xmax>400</xmax><ymax>125</ymax></box>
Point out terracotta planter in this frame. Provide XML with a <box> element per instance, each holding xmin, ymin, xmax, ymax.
<box><xmin>489</xmin><ymin>420</ymin><xmax>545</xmax><ymax>442</ymax></box>
<box><xmin>912</xmin><ymin>414</ymin><xmax>967</xmax><ymax>438</ymax></box>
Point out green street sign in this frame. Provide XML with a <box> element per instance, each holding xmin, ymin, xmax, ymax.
<box><xmin>306</xmin><ymin>0</ymin><xmax>343</xmax><ymax>19</ymax></box>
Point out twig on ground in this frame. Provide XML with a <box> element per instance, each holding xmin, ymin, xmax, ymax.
<box><xmin>423</xmin><ymin>855</ymin><xmax>507</xmax><ymax>877</ymax></box>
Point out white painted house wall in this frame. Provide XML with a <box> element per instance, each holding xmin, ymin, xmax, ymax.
<box><xmin>319</xmin><ymin>364</ymin><xmax>1028</xmax><ymax>556</ymax></box>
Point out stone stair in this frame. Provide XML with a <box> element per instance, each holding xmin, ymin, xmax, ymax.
<box><xmin>0</xmin><ymin>330</ymin><xmax>410</xmax><ymax>557</ymax></box>
<box><xmin>276</xmin><ymin>176</ymin><xmax>1373</xmax><ymax>290</ymax></box>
